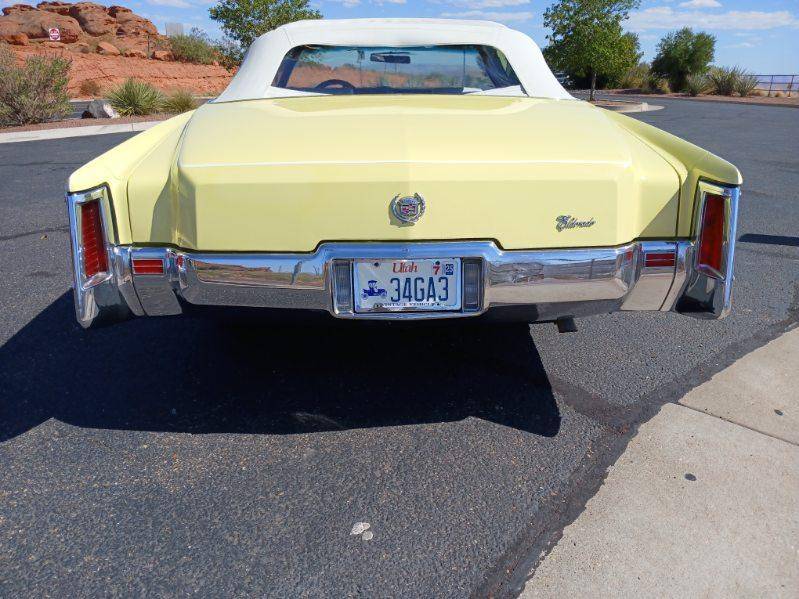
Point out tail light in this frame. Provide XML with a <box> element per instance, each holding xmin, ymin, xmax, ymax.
<box><xmin>697</xmin><ymin>193</ymin><xmax>726</xmax><ymax>278</ymax></box>
<box><xmin>132</xmin><ymin>258</ymin><xmax>165</xmax><ymax>275</ymax></box>
<box><xmin>79</xmin><ymin>199</ymin><xmax>109</xmax><ymax>281</ymax></box>
<box><xmin>644</xmin><ymin>252</ymin><xmax>676</xmax><ymax>268</ymax></box>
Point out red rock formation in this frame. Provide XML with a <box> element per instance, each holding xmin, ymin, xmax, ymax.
<box><xmin>68</xmin><ymin>2</ymin><xmax>116</xmax><ymax>36</ymax></box>
<box><xmin>0</xmin><ymin>5</ymin><xmax>81</xmax><ymax>42</ymax></box>
<box><xmin>37</xmin><ymin>1</ymin><xmax>72</xmax><ymax>16</ymax></box>
<box><xmin>0</xmin><ymin>2</ymin><xmax>160</xmax><ymax>49</ymax></box>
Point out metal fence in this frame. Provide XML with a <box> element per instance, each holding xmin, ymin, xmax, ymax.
<box><xmin>754</xmin><ymin>75</ymin><xmax>796</xmax><ymax>97</ymax></box>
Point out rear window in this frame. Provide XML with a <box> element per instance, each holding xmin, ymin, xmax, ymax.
<box><xmin>271</xmin><ymin>45</ymin><xmax>522</xmax><ymax>95</ymax></box>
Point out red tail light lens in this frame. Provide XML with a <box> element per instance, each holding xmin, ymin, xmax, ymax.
<box><xmin>132</xmin><ymin>258</ymin><xmax>165</xmax><ymax>275</ymax></box>
<box><xmin>644</xmin><ymin>252</ymin><xmax>676</xmax><ymax>268</ymax></box>
<box><xmin>80</xmin><ymin>200</ymin><xmax>108</xmax><ymax>279</ymax></box>
<box><xmin>697</xmin><ymin>193</ymin><xmax>726</xmax><ymax>278</ymax></box>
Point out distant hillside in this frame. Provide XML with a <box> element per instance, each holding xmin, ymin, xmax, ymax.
<box><xmin>0</xmin><ymin>2</ymin><xmax>232</xmax><ymax>96</ymax></box>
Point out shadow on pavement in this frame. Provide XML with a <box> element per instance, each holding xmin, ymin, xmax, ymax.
<box><xmin>0</xmin><ymin>292</ymin><xmax>560</xmax><ymax>442</ymax></box>
<box><xmin>739</xmin><ymin>233</ymin><xmax>799</xmax><ymax>247</ymax></box>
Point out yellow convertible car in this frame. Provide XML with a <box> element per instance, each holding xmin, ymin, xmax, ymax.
<box><xmin>66</xmin><ymin>19</ymin><xmax>741</xmax><ymax>329</ymax></box>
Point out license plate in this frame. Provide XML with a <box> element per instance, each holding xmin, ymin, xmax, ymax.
<box><xmin>353</xmin><ymin>258</ymin><xmax>462</xmax><ymax>313</ymax></box>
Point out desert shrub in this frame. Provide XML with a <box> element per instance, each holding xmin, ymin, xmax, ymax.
<box><xmin>644</xmin><ymin>73</ymin><xmax>670</xmax><ymax>94</ymax></box>
<box><xmin>169</xmin><ymin>28</ymin><xmax>217</xmax><ymax>65</ymax></box>
<box><xmin>162</xmin><ymin>89</ymin><xmax>197</xmax><ymax>113</ymax></box>
<box><xmin>707</xmin><ymin>66</ymin><xmax>740</xmax><ymax>96</ymax></box>
<box><xmin>684</xmin><ymin>73</ymin><xmax>709</xmax><ymax>97</ymax></box>
<box><xmin>0</xmin><ymin>45</ymin><xmax>71</xmax><ymax>126</ymax></box>
<box><xmin>213</xmin><ymin>37</ymin><xmax>243</xmax><ymax>70</ymax></box>
<box><xmin>734</xmin><ymin>71</ymin><xmax>759</xmax><ymax>97</ymax></box>
<box><xmin>108</xmin><ymin>78</ymin><xmax>164</xmax><ymax>116</ymax></box>
<box><xmin>774</xmin><ymin>91</ymin><xmax>785</xmax><ymax>98</ymax></box>
<box><xmin>79</xmin><ymin>79</ymin><xmax>102</xmax><ymax>97</ymax></box>
<box><xmin>620</xmin><ymin>62</ymin><xmax>650</xmax><ymax>89</ymax></box>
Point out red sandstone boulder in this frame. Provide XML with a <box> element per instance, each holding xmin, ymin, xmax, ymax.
<box><xmin>107</xmin><ymin>5</ymin><xmax>130</xmax><ymax>17</ymax></box>
<box><xmin>36</xmin><ymin>1</ymin><xmax>72</xmax><ymax>15</ymax></box>
<box><xmin>2</xmin><ymin>4</ymin><xmax>37</xmax><ymax>15</ymax></box>
<box><xmin>122</xmin><ymin>48</ymin><xmax>146</xmax><ymax>58</ymax></box>
<box><xmin>68</xmin><ymin>2</ymin><xmax>115</xmax><ymax>36</ymax></box>
<box><xmin>114</xmin><ymin>11</ymin><xmax>156</xmax><ymax>36</ymax></box>
<box><xmin>0</xmin><ymin>8</ymin><xmax>81</xmax><ymax>42</ymax></box>
<box><xmin>152</xmin><ymin>49</ymin><xmax>171</xmax><ymax>61</ymax></box>
<box><xmin>1</xmin><ymin>31</ymin><xmax>30</xmax><ymax>45</ymax></box>
<box><xmin>96</xmin><ymin>39</ymin><xmax>119</xmax><ymax>55</ymax></box>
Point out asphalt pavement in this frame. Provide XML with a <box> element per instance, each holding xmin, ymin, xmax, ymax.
<box><xmin>1</xmin><ymin>98</ymin><xmax>798</xmax><ymax>597</ymax></box>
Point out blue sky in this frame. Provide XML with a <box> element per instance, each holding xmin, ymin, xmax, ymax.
<box><xmin>62</xmin><ymin>0</ymin><xmax>799</xmax><ymax>72</ymax></box>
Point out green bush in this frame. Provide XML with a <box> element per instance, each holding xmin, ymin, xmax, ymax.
<box><xmin>644</xmin><ymin>73</ymin><xmax>670</xmax><ymax>94</ymax></box>
<box><xmin>162</xmin><ymin>89</ymin><xmax>197</xmax><ymax>114</ymax></box>
<box><xmin>108</xmin><ymin>79</ymin><xmax>164</xmax><ymax>116</ymax></box>
<box><xmin>620</xmin><ymin>63</ymin><xmax>650</xmax><ymax>90</ymax></box>
<box><xmin>651</xmin><ymin>27</ymin><xmax>715</xmax><ymax>91</ymax></box>
<box><xmin>734</xmin><ymin>71</ymin><xmax>759</xmax><ymax>97</ymax></box>
<box><xmin>169</xmin><ymin>28</ymin><xmax>217</xmax><ymax>65</ymax></box>
<box><xmin>0</xmin><ymin>45</ymin><xmax>71</xmax><ymax>126</ymax></box>
<box><xmin>213</xmin><ymin>37</ymin><xmax>244</xmax><ymax>70</ymax></box>
<box><xmin>684</xmin><ymin>73</ymin><xmax>709</xmax><ymax>97</ymax></box>
<box><xmin>707</xmin><ymin>66</ymin><xmax>740</xmax><ymax>96</ymax></box>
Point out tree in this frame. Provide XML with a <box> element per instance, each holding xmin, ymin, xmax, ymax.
<box><xmin>651</xmin><ymin>28</ymin><xmax>715</xmax><ymax>92</ymax></box>
<box><xmin>209</xmin><ymin>0</ymin><xmax>321</xmax><ymax>52</ymax></box>
<box><xmin>543</xmin><ymin>0</ymin><xmax>641</xmax><ymax>101</ymax></box>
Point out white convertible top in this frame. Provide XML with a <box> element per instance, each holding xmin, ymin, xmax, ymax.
<box><xmin>215</xmin><ymin>18</ymin><xmax>574</xmax><ymax>102</ymax></box>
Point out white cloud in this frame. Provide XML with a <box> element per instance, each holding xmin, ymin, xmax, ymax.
<box><xmin>146</xmin><ymin>0</ymin><xmax>192</xmax><ymax>7</ymax></box>
<box><xmin>442</xmin><ymin>0</ymin><xmax>530</xmax><ymax>8</ymax></box>
<box><xmin>678</xmin><ymin>0</ymin><xmax>721</xmax><ymax>8</ymax></box>
<box><xmin>326</xmin><ymin>0</ymin><xmax>361</xmax><ymax>6</ymax></box>
<box><xmin>373</xmin><ymin>0</ymin><xmax>406</xmax><ymax>4</ymax></box>
<box><xmin>726</xmin><ymin>41</ymin><xmax>756</xmax><ymax>48</ymax></box>
<box><xmin>626</xmin><ymin>8</ymin><xmax>799</xmax><ymax>30</ymax></box>
<box><xmin>439</xmin><ymin>10</ymin><xmax>534</xmax><ymax>22</ymax></box>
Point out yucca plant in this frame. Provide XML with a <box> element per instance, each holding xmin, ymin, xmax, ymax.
<box><xmin>162</xmin><ymin>89</ymin><xmax>197</xmax><ymax>114</ymax></box>
<box><xmin>734</xmin><ymin>71</ymin><xmax>759</xmax><ymax>97</ymax></box>
<box><xmin>108</xmin><ymin>79</ymin><xmax>164</xmax><ymax>116</ymax></box>
<box><xmin>684</xmin><ymin>73</ymin><xmax>709</xmax><ymax>97</ymax></box>
<box><xmin>707</xmin><ymin>66</ymin><xmax>740</xmax><ymax>96</ymax></box>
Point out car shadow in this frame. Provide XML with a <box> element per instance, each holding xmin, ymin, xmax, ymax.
<box><xmin>0</xmin><ymin>292</ymin><xmax>560</xmax><ymax>442</ymax></box>
<box><xmin>739</xmin><ymin>233</ymin><xmax>799</xmax><ymax>247</ymax></box>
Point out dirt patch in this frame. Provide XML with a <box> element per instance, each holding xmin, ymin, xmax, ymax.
<box><xmin>9</xmin><ymin>45</ymin><xmax>233</xmax><ymax>97</ymax></box>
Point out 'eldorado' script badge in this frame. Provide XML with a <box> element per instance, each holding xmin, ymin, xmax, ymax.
<box><xmin>391</xmin><ymin>194</ymin><xmax>425</xmax><ymax>224</ymax></box>
<box><xmin>555</xmin><ymin>215</ymin><xmax>596</xmax><ymax>232</ymax></box>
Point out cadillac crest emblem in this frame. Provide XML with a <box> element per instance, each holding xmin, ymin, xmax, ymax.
<box><xmin>391</xmin><ymin>193</ymin><xmax>425</xmax><ymax>224</ymax></box>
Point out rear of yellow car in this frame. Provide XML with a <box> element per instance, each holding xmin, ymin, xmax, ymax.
<box><xmin>65</xmin><ymin>94</ymin><xmax>740</xmax><ymax>328</ymax></box>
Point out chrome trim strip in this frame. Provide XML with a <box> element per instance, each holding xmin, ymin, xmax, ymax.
<box><xmin>620</xmin><ymin>241</ymin><xmax>678</xmax><ymax>312</ymax></box>
<box><xmin>661</xmin><ymin>241</ymin><xmax>691</xmax><ymax>312</ymax></box>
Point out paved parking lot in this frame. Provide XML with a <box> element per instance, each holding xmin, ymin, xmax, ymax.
<box><xmin>1</xmin><ymin>98</ymin><xmax>798</xmax><ymax>596</ymax></box>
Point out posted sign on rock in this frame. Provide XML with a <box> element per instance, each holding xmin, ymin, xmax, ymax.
<box><xmin>48</xmin><ymin>28</ymin><xmax>60</xmax><ymax>41</ymax></box>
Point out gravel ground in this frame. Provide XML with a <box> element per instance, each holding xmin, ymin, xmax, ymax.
<box><xmin>0</xmin><ymin>98</ymin><xmax>797</xmax><ymax>597</ymax></box>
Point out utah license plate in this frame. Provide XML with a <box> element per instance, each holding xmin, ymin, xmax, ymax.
<box><xmin>353</xmin><ymin>259</ymin><xmax>461</xmax><ymax>313</ymax></box>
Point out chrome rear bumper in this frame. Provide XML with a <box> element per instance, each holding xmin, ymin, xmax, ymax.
<box><xmin>67</xmin><ymin>237</ymin><xmax>734</xmax><ymax>328</ymax></box>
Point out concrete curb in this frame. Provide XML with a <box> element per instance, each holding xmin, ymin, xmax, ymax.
<box><xmin>0</xmin><ymin>121</ymin><xmax>159</xmax><ymax>144</ymax></box>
